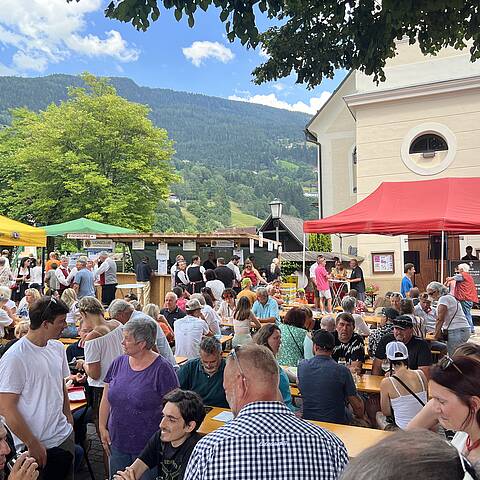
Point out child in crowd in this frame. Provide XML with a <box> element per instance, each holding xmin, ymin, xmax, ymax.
<box><xmin>173</xmin><ymin>285</ymin><xmax>189</xmax><ymax>311</ymax></box>
<box><xmin>294</xmin><ymin>288</ymin><xmax>308</xmax><ymax>304</ymax></box>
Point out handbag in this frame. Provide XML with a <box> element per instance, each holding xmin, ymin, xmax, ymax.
<box><xmin>440</xmin><ymin>296</ymin><xmax>459</xmax><ymax>341</ymax></box>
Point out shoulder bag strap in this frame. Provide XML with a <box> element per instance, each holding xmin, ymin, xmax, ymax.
<box><xmin>391</xmin><ymin>375</ymin><xmax>426</xmax><ymax>407</ymax></box>
<box><xmin>444</xmin><ymin>295</ymin><xmax>459</xmax><ymax>331</ymax></box>
<box><xmin>287</xmin><ymin>325</ymin><xmax>304</xmax><ymax>357</ymax></box>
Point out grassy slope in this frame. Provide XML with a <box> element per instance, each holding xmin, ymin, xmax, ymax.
<box><xmin>230</xmin><ymin>202</ymin><xmax>263</xmax><ymax>227</ymax></box>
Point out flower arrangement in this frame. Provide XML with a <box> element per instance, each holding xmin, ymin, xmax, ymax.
<box><xmin>365</xmin><ymin>283</ymin><xmax>379</xmax><ymax>294</ymax></box>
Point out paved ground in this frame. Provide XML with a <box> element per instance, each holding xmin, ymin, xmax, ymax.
<box><xmin>76</xmin><ymin>425</ymin><xmax>106</xmax><ymax>480</ymax></box>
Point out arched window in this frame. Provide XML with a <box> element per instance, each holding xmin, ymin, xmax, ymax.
<box><xmin>409</xmin><ymin>134</ymin><xmax>448</xmax><ymax>154</ymax></box>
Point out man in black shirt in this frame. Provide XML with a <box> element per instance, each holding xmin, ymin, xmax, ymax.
<box><xmin>348</xmin><ymin>259</ymin><xmax>366</xmax><ymax>301</ymax></box>
<box><xmin>214</xmin><ymin>258</ymin><xmax>235</xmax><ymax>289</ymax></box>
<box><xmin>372</xmin><ymin>315</ymin><xmax>432</xmax><ymax>376</ymax></box>
<box><xmin>113</xmin><ymin>389</ymin><xmax>206</xmax><ymax>480</ymax></box>
<box><xmin>160</xmin><ymin>292</ymin><xmax>186</xmax><ymax>328</ymax></box>
<box><xmin>332</xmin><ymin>313</ymin><xmax>365</xmax><ymax>373</ymax></box>
<box><xmin>202</xmin><ymin>252</ymin><xmax>217</xmax><ymax>271</ymax></box>
<box><xmin>135</xmin><ymin>256</ymin><xmax>153</xmax><ymax>305</ymax></box>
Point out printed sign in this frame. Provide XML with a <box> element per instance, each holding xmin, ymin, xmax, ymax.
<box><xmin>132</xmin><ymin>239</ymin><xmax>145</xmax><ymax>250</ymax></box>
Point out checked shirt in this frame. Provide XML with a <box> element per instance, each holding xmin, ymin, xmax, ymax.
<box><xmin>184</xmin><ymin>401</ymin><xmax>348</xmax><ymax>480</ymax></box>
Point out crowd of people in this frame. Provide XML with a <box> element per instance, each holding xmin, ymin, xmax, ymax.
<box><xmin>0</xmin><ymin>249</ymin><xmax>478</xmax><ymax>480</ymax></box>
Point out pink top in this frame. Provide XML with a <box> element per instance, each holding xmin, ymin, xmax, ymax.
<box><xmin>315</xmin><ymin>265</ymin><xmax>329</xmax><ymax>291</ymax></box>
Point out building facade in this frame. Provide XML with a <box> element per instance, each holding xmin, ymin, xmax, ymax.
<box><xmin>306</xmin><ymin>41</ymin><xmax>480</xmax><ymax>291</ymax></box>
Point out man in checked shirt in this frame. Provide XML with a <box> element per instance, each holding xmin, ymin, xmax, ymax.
<box><xmin>184</xmin><ymin>343</ymin><xmax>348</xmax><ymax>480</ymax></box>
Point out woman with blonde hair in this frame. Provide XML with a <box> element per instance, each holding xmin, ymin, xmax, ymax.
<box><xmin>143</xmin><ymin>303</ymin><xmax>174</xmax><ymax>345</ymax></box>
<box><xmin>75</xmin><ymin>296</ymin><xmax>123</xmax><ymax>477</ymax></box>
<box><xmin>16</xmin><ymin>288</ymin><xmax>41</xmax><ymax>320</ymax></box>
<box><xmin>61</xmin><ymin>287</ymin><xmax>79</xmax><ymax>338</ymax></box>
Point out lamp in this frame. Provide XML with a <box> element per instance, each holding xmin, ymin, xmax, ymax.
<box><xmin>269</xmin><ymin>198</ymin><xmax>283</xmax><ymax>221</ymax></box>
<box><xmin>269</xmin><ymin>198</ymin><xmax>283</xmax><ymax>244</ymax></box>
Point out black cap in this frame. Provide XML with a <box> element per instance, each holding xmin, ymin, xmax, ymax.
<box><xmin>393</xmin><ymin>315</ymin><xmax>414</xmax><ymax>330</ymax></box>
<box><xmin>382</xmin><ymin>307</ymin><xmax>399</xmax><ymax>320</ymax></box>
<box><xmin>312</xmin><ymin>330</ymin><xmax>335</xmax><ymax>350</ymax></box>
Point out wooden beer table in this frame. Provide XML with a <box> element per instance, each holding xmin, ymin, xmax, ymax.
<box><xmin>198</xmin><ymin>407</ymin><xmax>391</xmax><ymax>458</ymax></box>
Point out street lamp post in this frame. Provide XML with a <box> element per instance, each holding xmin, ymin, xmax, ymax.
<box><xmin>269</xmin><ymin>198</ymin><xmax>283</xmax><ymax>244</ymax></box>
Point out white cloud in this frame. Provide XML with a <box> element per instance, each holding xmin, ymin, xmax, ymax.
<box><xmin>182</xmin><ymin>41</ymin><xmax>234</xmax><ymax>67</ymax></box>
<box><xmin>0</xmin><ymin>0</ymin><xmax>139</xmax><ymax>75</ymax></box>
<box><xmin>228</xmin><ymin>91</ymin><xmax>331</xmax><ymax>115</ymax></box>
<box><xmin>66</xmin><ymin>31</ymin><xmax>139</xmax><ymax>62</ymax></box>
<box><xmin>272</xmin><ymin>83</ymin><xmax>285</xmax><ymax>92</ymax></box>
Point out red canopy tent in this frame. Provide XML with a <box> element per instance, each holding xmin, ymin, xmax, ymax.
<box><xmin>303</xmin><ymin>177</ymin><xmax>480</xmax><ymax>278</ymax></box>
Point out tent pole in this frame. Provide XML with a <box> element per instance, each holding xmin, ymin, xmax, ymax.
<box><xmin>340</xmin><ymin>234</ymin><xmax>343</xmax><ymax>262</ymax></box>
<box><xmin>440</xmin><ymin>230</ymin><xmax>445</xmax><ymax>281</ymax></box>
<box><xmin>302</xmin><ymin>233</ymin><xmax>306</xmax><ymax>281</ymax></box>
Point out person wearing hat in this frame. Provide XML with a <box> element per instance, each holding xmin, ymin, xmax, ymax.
<box><xmin>368</xmin><ymin>307</ymin><xmax>398</xmax><ymax>357</ymax></box>
<box><xmin>236</xmin><ymin>277</ymin><xmax>257</xmax><ymax>307</ymax></box>
<box><xmin>378</xmin><ymin>341</ymin><xmax>428</xmax><ymax>430</ymax></box>
<box><xmin>298</xmin><ymin>330</ymin><xmax>366</xmax><ymax>425</ymax></box>
<box><xmin>173</xmin><ymin>298</ymin><xmax>211</xmax><ymax>359</ymax></box>
<box><xmin>372</xmin><ymin>315</ymin><xmax>432</xmax><ymax>376</ymax></box>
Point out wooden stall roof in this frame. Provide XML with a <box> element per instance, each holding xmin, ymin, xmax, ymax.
<box><xmin>96</xmin><ymin>232</ymin><xmax>282</xmax><ymax>247</ymax></box>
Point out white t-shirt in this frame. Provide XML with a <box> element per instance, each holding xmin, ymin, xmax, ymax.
<box><xmin>206</xmin><ymin>279</ymin><xmax>225</xmax><ymax>301</ymax></box>
<box><xmin>0</xmin><ymin>337</ymin><xmax>73</xmax><ymax>449</ymax></box>
<box><xmin>84</xmin><ymin>325</ymin><xmax>123</xmax><ymax>387</ymax></box>
<box><xmin>173</xmin><ymin>315</ymin><xmax>209</xmax><ymax>359</ymax></box>
<box><xmin>0</xmin><ymin>309</ymin><xmax>13</xmax><ymax>337</ymax></box>
<box><xmin>309</xmin><ymin>263</ymin><xmax>318</xmax><ymax>279</ymax></box>
<box><xmin>29</xmin><ymin>266</ymin><xmax>43</xmax><ymax>286</ymax></box>
<box><xmin>66</xmin><ymin>302</ymin><xmax>78</xmax><ymax>326</ymax></box>
<box><xmin>353</xmin><ymin>313</ymin><xmax>371</xmax><ymax>336</ymax></box>
<box><xmin>202</xmin><ymin>305</ymin><xmax>221</xmax><ymax>337</ymax></box>
<box><xmin>438</xmin><ymin>295</ymin><xmax>470</xmax><ymax>330</ymax></box>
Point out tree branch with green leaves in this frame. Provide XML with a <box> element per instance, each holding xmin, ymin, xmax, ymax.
<box><xmin>68</xmin><ymin>0</ymin><xmax>480</xmax><ymax>88</ymax></box>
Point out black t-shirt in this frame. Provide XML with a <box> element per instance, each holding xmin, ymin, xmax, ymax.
<box><xmin>160</xmin><ymin>307</ymin><xmax>186</xmax><ymax>329</ymax></box>
<box><xmin>214</xmin><ymin>266</ymin><xmax>235</xmax><ymax>288</ymax></box>
<box><xmin>349</xmin><ymin>266</ymin><xmax>365</xmax><ymax>293</ymax></box>
<box><xmin>375</xmin><ymin>334</ymin><xmax>433</xmax><ymax>369</ymax></box>
<box><xmin>203</xmin><ymin>260</ymin><xmax>216</xmax><ymax>271</ymax></box>
<box><xmin>139</xmin><ymin>432</ymin><xmax>202</xmax><ymax>480</ymax></box>
<box><xmin>332</xmin><ymin>331</ymin><xmax>365</xmax><ymax>363</ymax></box>
<box><xmin>66</xmin><ymin>341</ymin><xmax>84</xmax><ymax>363</ymax></box>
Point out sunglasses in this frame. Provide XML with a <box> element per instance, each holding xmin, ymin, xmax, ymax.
<box><xmin>438</xmin><ymin>355</ymin><xmax>464</xmax><ymax>376</ymax></box>
<box><xmin>229</xmin><ymin>346</ymin><xmax>246</xmax><ymax>379</ymax></box>
<box><xmin>41</xmin><ymin>297</ymin><xmax>57</xmax><ymax>322</ymax></box>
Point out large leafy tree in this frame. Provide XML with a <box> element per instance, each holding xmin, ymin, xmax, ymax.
<box><xmin>0</xmin><ymin>73</ymin><xmax>177</xmax><ymax>230</ymax></box>
<box><xmin>71</xmin><ymin>0</ymin><xmax>480</xmax><ymax>88</ymax></box>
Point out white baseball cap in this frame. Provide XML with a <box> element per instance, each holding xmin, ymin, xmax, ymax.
<box><xmin>386</xmin><ymin>341</ymin><xmax>409</xmax><ymax>361</ymax></box>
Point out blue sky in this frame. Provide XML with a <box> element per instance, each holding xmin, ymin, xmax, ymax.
<box><xmin>0</xmin><ymin>0</ymin><xmax>345</xmax><ymax>114</ymax></box>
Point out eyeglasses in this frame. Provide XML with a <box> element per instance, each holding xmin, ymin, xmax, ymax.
<box><xmin>229</xmin><ymin>346</ymin><xmax>246</xmax><ymax>379</ymax></box>
<box><xmin>438</xmin><ymin>355</ymin><xmax>464</xmax><ymax>376</ymax></box>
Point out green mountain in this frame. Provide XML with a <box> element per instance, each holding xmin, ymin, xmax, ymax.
<box><xmin>0</xmin><ymin>74</ymin><xmax>317</xmax><ymax>230</ymax></box>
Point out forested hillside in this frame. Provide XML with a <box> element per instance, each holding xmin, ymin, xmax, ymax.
<box><xmin>0</xmin><ymin>74</ymin><xmax>317</xmax><ymax>231</ymax></box>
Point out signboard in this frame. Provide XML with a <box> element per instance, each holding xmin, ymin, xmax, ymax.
<box><xmin>211</xmin><ymin>240</ymin><xmax>234</xmax><ymax>248</ymax></box>
<box><xmin>249</xmin><ymin>239</ymin><xmax>255</xmax><ymax>254</ymax></box>
<box><xmin>371</xmin><ymin>252</ymin><xmax>395</xmax><ymax>274</ymax></box>
<box><xmin>233</xmin><ymin>249</ymin><xmax>244</xmax><ymax>265</ymax></box>
<box><xmin>157</xmin><ymin>243</ymin><xmax>168</xmax><ymax>255</ymax></box>
<box><xmin>67</xmin><ymin>233</ymin><xmax>96</xmax><ymax>240</ymax></box>
<box><xmin>258</xmin><ymin>232</ymin><xmax>264</xmax><ymax>247</ymax></box>
<box><xmin>83</xmin><ymin>239</ymin><xmax>114</xmax><ymax>250</ymax></box>
<box><xmin>183</xmin><ymin>240</ymin><xmax>197</xmax><ymax>251</ymax></box>
<box><xmin>449</xmin><ymin>260</ymin><xmax>480</xmax><ymax>300</ymax></box>
<box><xmin>132</xmin><ymin>239</ymin><xmax>145</xmax><ymax>250</ymax></box>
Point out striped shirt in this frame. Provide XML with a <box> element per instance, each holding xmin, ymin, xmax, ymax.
<box><xmin>184</xmin><ymin>401</ymin><xmax>348</xmax><ymax>480</ymax></box>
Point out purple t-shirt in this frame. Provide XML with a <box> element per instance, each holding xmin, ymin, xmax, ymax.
<box><xmin>104</xmin><ymin>354</ymin><xmax>179</xmax><ymax>454</ymax></box>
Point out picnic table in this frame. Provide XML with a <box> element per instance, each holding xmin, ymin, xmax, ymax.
<box><xmin>198</xmin><ymin>407</ymin><xmax>391</xmax><ymax>458</ymax></box>
<box><xmin>60</xmin><ymin>337</ymin><xmax>79</xmax><ymax>345</ymax></box>
<box><xmin>175</xmin><ymin>356</ymin><xmax>188</xmax><ymax>365</ymax></box>
<box><xmin>290</xmin><ymin>374</ymin><xmax>383</xmax><ymax>397</ymax></box>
